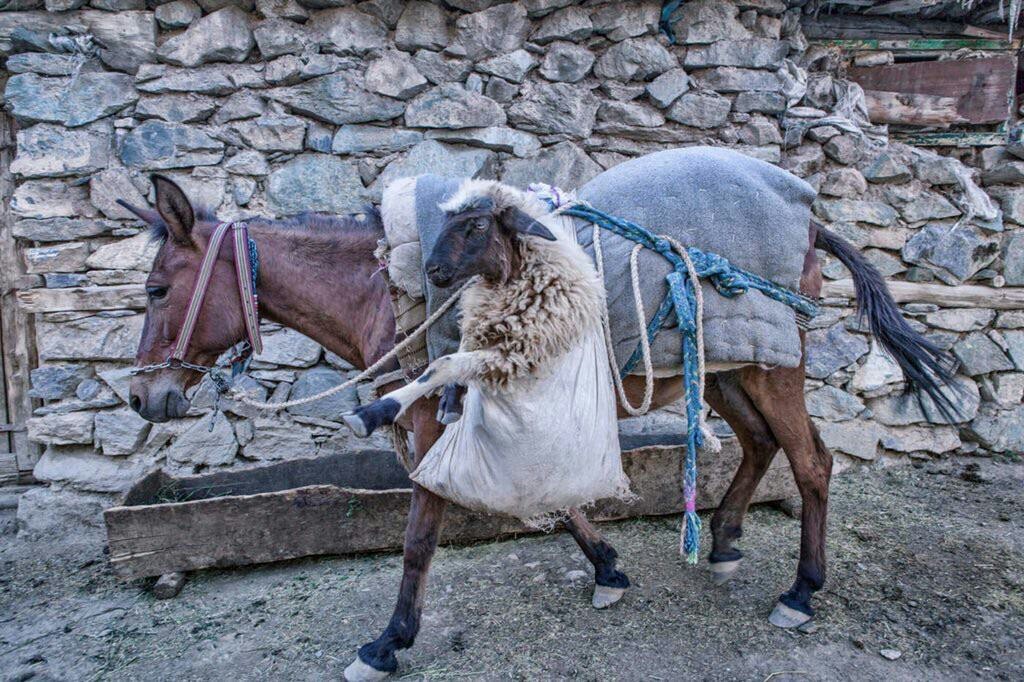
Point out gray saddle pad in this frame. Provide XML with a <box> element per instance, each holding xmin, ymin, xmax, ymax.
<box><xmin>387</xmin><ymin>146</ymin><xmax>815</xmax><ymax>373</ymax></box>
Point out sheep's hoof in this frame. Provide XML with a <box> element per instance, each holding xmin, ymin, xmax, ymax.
<box><xmin>592</xmin><ymin>585</ymin><xmax>626</xmax><ymax>609</ymax></box>
<box><xmin>768</xmin><ymin>601</ymin><xmax>813</xmax><ymax>629</ymax></box>
<box><xmin>344</xmin><ymin>657</ymin><xmax>391</xmax><ymax>682</ymax></box>
<box><xmin>341</xmin><ymin>412</ymin><xmax>370</xmax><ymax>439</ymax></box>
<box><xmin>709</xmin><ymin>558</ymin><xmax>742</xmax><ymax>586</ymax></box>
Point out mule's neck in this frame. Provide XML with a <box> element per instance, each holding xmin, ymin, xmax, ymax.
<box><xmin>246</xmin><ymin>222</ymin><xmax>396</xmax><ymax>371</ymax></box>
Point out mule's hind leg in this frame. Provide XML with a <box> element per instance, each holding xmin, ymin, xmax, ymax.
<box><xmin>563</xmin><ymin>508</ymin><xmax>630</xmax><ymax>609</ymax></box>
<box><xmin>703</xmin><ymin>372</ymin><xmax>780</xmax><ymax>584</ymax></box>
<box><xmin>345</xmin><ymin>408</ymin><xmax>447</xmax><ymax>681</ymax></box>
<box><xmin>740</xmin><ymin>365</ymin><xmax>833</xmax><ymax>629</ymax></box>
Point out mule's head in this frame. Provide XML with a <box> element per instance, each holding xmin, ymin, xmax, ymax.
<box><xmin>123</xmin><ymin>176</ymin><xmax>248</xmax><ymax>422</ymax></box>
<box><xmin>425</xmin><ymin>181</ymin><xmax>556</xmax><ymax>288</ymax></box>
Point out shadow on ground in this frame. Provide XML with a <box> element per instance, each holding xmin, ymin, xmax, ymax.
<box><xmin>2</xmin><ymin>458</ymin><xmax>1022</xmax><ymax>681</ymax></box>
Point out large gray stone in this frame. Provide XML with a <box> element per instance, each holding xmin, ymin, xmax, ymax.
<box><xmin>309</xmin><ymin>7</ymin><xmax>387</xmax><ymax>55</ymax></box>
<box><xmin>1002</xmin><ymin>329</ymin><xmax>1024</xmax><ymax>370</ymax></box>
<box><xmin>11</xmin><ymin>181</ymin><xmax>97</xmax><ymax>220</ymax></box>
<box><xmin>255</xmin><ymin>328</ymin><xmax>321</xmax><ymax>367</ymax></box>
<box><xmin>693</xmin><ymin>66</ymin><xmax>784</xmax><ymax>92</ymax></box>
<box><xmin>805</xmin><ymin>324</ymin><xmax>869</xmax><ymax>379</ymax></box>
<box><xmin>815</xmin><ymin>199</ymin><xmax>898</xmax><ymax>227</ymax></box>
<box><xmin>136</xmin><ymin>94</ymin><xmax>218</xmax><ymax>123</ymax></box>
<box><xmin>683</xmin><ymin>38</ymin><xmax>788</xmax><ymax>69</ymax></box>
<box><xmin>213</xmin><ymin>91</ymin><xmax>266</xmax><ymax>124</ymax></box>
<box><xmin>539</xmin><ymin>41</ymin><xmax>595</xmax><ymax>83</ymax></box>
<box><xmin>820</xmin><ymin>168</ymin><xmax>867</xmax><ymax>198</ymax></box>
<box><xmin>257</xmin><ymin>0</ymin><xmax>308</xmax><ymax>19</ymax></box>
<box><xmin>594</xmin><ymin>37</ymin><xmax>677</xmax><ymax>81</ymax></box>
<box><xmin>453</xmin><ymin>2</ymin><xmax>530</xmax><ymax>60</ymax></box>
<box><xmin>427</xmin><ymin>127</ymin><xmax>541</xmax><ymax>158</ymax></box>
<box><xmin>968</xmin><ymin>405</ymin><xmax>1024</xmax><ymax>454</ymax></box>
<box><xmin>665</xmin><ymin>91</ymin><xmax>731</xmax><ymax>129</ymax></box>
<box><xmin>242</xmin><ymin>418</ymin><xmax>316</xmax><ymax>461</ymax></box>
<box><xmin>266</xmin><ymin>72</ymin><xmax>405</xmax><ymax>124</ymax></box>
<box><xmin>1004</xmin><ymin>231</ymin><xmax>1024</xmax><ymax>285</ymax></box>
<box><xmin>13</xmin><ymin>217</ymin><xmax>117</xmax><ymax>242</ymax></box>
<box><xmin>598</xmin><ymin>100</ymin><xmax>665</xmax><ymax>128</ymax></box>
<box><xmin>253</xmin><ymin>18</ymin><xmax>310</xmax><ymax>59</ymax></box>
<box><xmin>531</xmin><ymin>5</ymin><xmax>591</xmax><ymax>44</ymax></box>
<box><xmin>4</xmin><ymin>72</ymin><xmax>137</xmax><ymax>127</ymax></box>
<box><xmin>374</xmin><ymin>140</ymin><xmax>497</xmax><ymax>192</ymax></box>
<box><xmin>987</xmin><ymin>187</ymin><xmax>1024</xmax><ymax>225</ymax></box>
<box><xmin>405</xmin><ymin>84</ymin><xmax>506</xmax><ymax>129</ymax></box>
<box><xmin>119</xmin><ymin>120</ymin><xmax>224</xmax><ymax>170</ymax></box>
<box><xmin>507</xmin><ymin>81</ymin><xmax>599</xmax><ymax>137</ymax></box>
<box><xmin>155</xmin><ymin>0</ymin><xmax>202</xmax><ymax>29</ymax></box>
<box><xmin>37</xmin><ymin>313</ymin><xmax>144</xmax><ymax>362</ymax></box>
<box><xmin>667</xmin><ymin>0</ymin><xmax>751</xmax><ymax>44</ymax></box>
<box><xmin>413</xmin><ymin>50</ymin><xmax>472</xmax><ymax>84</ymax></box>
<box><xmin>157</xmin><ymin>7</ymin><xmax>254</xmax><ymax>67</ymax></box>
<box><xmin>33</xmin><ymin>445</ymin><xmax>149</xmax><ymax>493</ymax></box>
<box><xmin>11</xmin><ymin>123</ymin><xmax>109</xmax><ymax>179</ymax></box>
<box><xmin>913</xmin><ymin>154</ymin><xmax>961</xmax><ymax>186</ymax></box>
<box><xmin>6</xmin><ymin>52</ymin><xmax>84</xmax><ymax>76</ymax></box>
<box><xmin>591</xmin><ymin>1</ymin><xmax>659</xmax><ymax>41</ymax></box>
<box><xmin>85</xmin><ymin>232</ymin><xmax>159</xmax><ymax>271</ymax></box>
<box><xmin>805</xmin><ymin>385</ymin><xmax>864</xmax><ymax>421</ymax></box>
<box><xmin>24</xmin><ymin>242</ymin><xmax>90</xmax><ymax>274</ymax></box>
<box><xmin>880</xmin><ymin>425</ymin><xmax>961</xmax><ymax>454</ymax></box>
<box><xmin>137</xmin><ymin>63</ymin><xmax>266</xmax><ymax>96</ymax></box>
<box><xmin>952</xmin><ymin>333</ymin><xmax>1014</xmax><ymax>375</ymax></box>
<box><xmin>27</xmin><ymin>412</ymin><xmax>94</xmax><ymax>446</ymax></box>
<box><xmin>229</xmin><ymin>112</ymin><xmax>307</xmax><ymax>152</ymax></box>
<box><xmin>734</xmin><ymin>90</ymin><xmax>786</xmax><ymax>114</ymax></box>
<box><xmin>869</xmin><ymin>376</ymin><xmax>979</xmax><ymax>426</ymax></box>
<box><xmin>165</xmin><ymin>412</ymin><xmax>238</xmax><ymax>467</ymax></box>
<box><xmin>901</xmin><ymin>224</ymin><xmax>999</xmax><ymax>285</ymax></box>
<box><xmin>286</xmin><ymin>367</ymin><xmax>359</xmax><ymax>419</ymax></box>
<box><xmin>94</xmin><ymin>408</ymin><xmax>151</xmax><ymax>456</ymax></box>
<box><xmin>29</xmin><ymin>364</ymin><xmax>92</xmax><ymax>401</ymax></box>
<box><xmin>817</xmin><ymin>419</ymin><xmax>885</xmax><ymax>460</ymax></box>
<box><xmin>860</xmin><ymin>152</ymin><xmax>912</xmax><ymax>184</ymax></box>
<box><xmin>477</xmin><ymin>49</ymin><xmax>538</xmax><ymax>84</ymax></box>
<box><xmin>502</xmin><ymin>141</ymin><xmax>601</xmax><ymax>191</ymax></box>
<box><xmin>645</xmin><ymin>68</ymin><xmax>690</xmax><ymax>108</ymax></box>
<box><xmin>395</xmin><ymin>1</ymin><xmax>449</xmax><ymax>51</ymax></box>
<box><xmin>365</xmin><ymin>50</ymin><xmax>429</xmax><ymax>100</ymax></box>
<box><xmin>924</xmin><ymin>308</ymin><xmax>995</xmax><ymax>333</ymax></box>
<box><xmin>266</xmin><ymin>154</ymin><xmax>366</xmax><ymax>215</ymax></box>
<box><xmin>333</xmin><ymin>125</ymin><xmax>423</xmax><ymax>154</ymax></box>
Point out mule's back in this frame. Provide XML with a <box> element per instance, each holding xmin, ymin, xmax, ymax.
<box><xmin>575</xmin><ymin>147</ymin><xmax>815</xmax><ymax>372</ymax></box>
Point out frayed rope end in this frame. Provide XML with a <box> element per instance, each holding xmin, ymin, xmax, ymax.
<box><xmin>700</xmin><ymin>424</ymin><xmax>722</xmax><ymax>454</ymax></box>
<box><xmin>679</xmin><ymin>510</ymin><xmax>702</xmax><ymax>565</ymax></box>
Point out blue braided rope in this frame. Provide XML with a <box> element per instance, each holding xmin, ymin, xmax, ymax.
<box><xmin>555</xmin><ymin>201</ymin><xmax>818</xmax><ymax>564</ymax></box>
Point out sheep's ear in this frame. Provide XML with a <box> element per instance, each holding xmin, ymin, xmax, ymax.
<box><xmin>503</xmin><ymin>208</ymin><xmax>556</xmax><ymax>241</ymax></box>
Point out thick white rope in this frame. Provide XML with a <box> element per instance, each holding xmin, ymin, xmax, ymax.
<box><xmin>230</xmin><ymin>277</ymin><xmax>478</xmax><ymax>410</ymax></box>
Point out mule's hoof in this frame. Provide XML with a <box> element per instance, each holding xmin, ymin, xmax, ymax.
<box><xmin>709</xmin><ymin>559</ymin><xmax>742</xmax><ymax>586</ymax></box>
<box><xmin>344</xmin><ymin>657</ymin><xmax>391</xmax><ymax>682</ymax></box>
<box><xmin>341</xmin><ymin>412</ymin><xmax>369</xmax><ymax>439</ymax></box>
<box><xmin>592</xmin><ymin>585</ymin><xmax>626</xmax><ymax>609</ymax></box>
<box><xmin>768</xmin><ymin>601</ymin><xmax>813</xmax><ymax>629</ymax></box>
<box><xmin>439</xmin><ymin>410</ymin><xmax>462</xmax><ymax>425</ymax></box>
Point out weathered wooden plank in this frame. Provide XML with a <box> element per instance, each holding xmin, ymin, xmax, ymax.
<box><xmin>863</xmin><ymin>89</ymin><xmax>967</xmax><ymax>127</ymax></box>
<box><xmin>16</xmin><ymin>285</ymin><xmax>146</xmax><ymax>313</ymax></box>
<box><xmin>812</xmin><ymin>38</ymin><xmax>1017</xmax><ymax>52</ymax></box>
<box><xmin>0</xmin><ymin>452</ymin><xmax>18</xmax><ymax>485</ymax></box>
<box><xmin>105</xmin><ymin>439</ymin><xmax>797</xmax><ymax>579</ymax></box>
<box><xmin>895</xmin><ymin>131</ymin><xmax>1007</xmax><ymax>147</ymax></box>
<box><xmin>802</xmin><ymin>13</ymin><xmax>1008</xmax><ymax>40</ymax></box>
<box><xmin>823</xmin><ymin>280</ymin><xmax>1024</xmax><ymax>310</ymax></box>
<box><xmin>848</xmin><ymin>57</ymin><xmax>1016</xmax><ymax>125</ymax></box>
<box><xmin>0</xmin><ymin>112</ymin><xmax>41</xmax><ymax>474</ymax></box>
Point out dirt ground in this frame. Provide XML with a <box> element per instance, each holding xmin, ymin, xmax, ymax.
<box><xmin>1</xmin><ymin>457</ymin><xmax>1022</xmax><ymax>682</ymax></box>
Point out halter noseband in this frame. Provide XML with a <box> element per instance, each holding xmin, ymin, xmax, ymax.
<box><xmin>132</xmin><ymin>221</ymin><xmax>262</xmax><ymax>385</ymax></box>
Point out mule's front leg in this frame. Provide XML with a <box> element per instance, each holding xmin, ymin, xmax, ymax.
<box><xmin>345</xmin><ymin>409</ymin><xmax>447</xmax><ymax>681</ymax></box>
<box><xmin>342</xmin><ymin>351</ymin><xmax>494</xmax><ymax>438</ymax></box>
<box><xmin>564</xmin><ymin>508</ymin><xmax>630</xmax><ymax>609</ymax></box>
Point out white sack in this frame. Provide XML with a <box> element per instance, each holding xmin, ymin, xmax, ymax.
<box><xmin>410</xmin><ymin>326</ymin><xmax>630</xmax><ymax>524</ymax></box>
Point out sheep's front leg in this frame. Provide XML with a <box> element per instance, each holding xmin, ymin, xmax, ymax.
<box><xmin>342</xmin><ymin>351</ymin><xmax>497</xmax><ymax>438</ymax></box>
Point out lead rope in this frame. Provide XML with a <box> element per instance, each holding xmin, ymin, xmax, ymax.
<box><xmin>229</xmin><ymin>277</ymin><xmax>478</xmax><ymax>410</ymax></box>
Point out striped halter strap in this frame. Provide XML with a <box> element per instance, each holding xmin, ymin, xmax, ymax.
<box><xmin>171</xmin><ymin>221</ymin><xmax>263</xmax><ymax>366</ymax></box>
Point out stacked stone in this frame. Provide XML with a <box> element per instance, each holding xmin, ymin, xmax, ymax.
<box><xmin>1</xmin><ymin>1</ymin><xmax>1020</xmax><ymax>540</ymax></box>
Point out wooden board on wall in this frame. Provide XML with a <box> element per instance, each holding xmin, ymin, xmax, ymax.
<box><xmin>848</xmin><ymin>56</ymin><xmax>1016</xmax><ymax>126</ymax></box>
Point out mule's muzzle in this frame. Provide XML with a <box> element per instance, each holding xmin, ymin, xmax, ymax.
<box><xmin>129</xmin><ymin>382</ymin><xmax>191</xmax><ymax>423</ymax></box>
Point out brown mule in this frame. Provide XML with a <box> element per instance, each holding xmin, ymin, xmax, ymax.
<box><xmin>124</xmin><ymin>178</ymin><xmax>959</xmax><ymax>680</ymax></box>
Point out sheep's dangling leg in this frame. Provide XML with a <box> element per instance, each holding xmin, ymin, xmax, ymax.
<box><xmin>437</xmin><ymin>384</ymin><xmax>467</xmax><ymax>424</ymax></box>
<box><xmin>342</xmin><ymin>351</ymin><xmax>497</xmax><ymax>438</ymax></box>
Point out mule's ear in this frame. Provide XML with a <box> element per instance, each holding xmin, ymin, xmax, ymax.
<box><xmin>115</xmin><ymin>200</ymin><xmax>161</xmax><ymax>226</ymax></box>
<box><xmin>152</xmin><ymin>175</ymin><xmax>195</xmax><ymax>245</ymax></box>
<box><xmin>502</xmin><ymin>208</ymin><xmax>556</xmax><ymax>241</ymax></box>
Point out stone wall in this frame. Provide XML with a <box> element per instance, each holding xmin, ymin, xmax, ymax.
<box><xmin>2</xmin><ymin>0</ymin><xmax>1022</xmax><ymax>545</ymax></box>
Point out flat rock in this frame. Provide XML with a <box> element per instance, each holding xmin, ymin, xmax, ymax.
<box><xmin>666</xmin><ymin>0</ymin><xmax>751</xmax><ymax>44</ymax></box>
<box><xmin>405</xmin><ymin>84</ymin><xmax>506</xmax><ymax>129</ymax></box>
<box><xmin>860</xmin><ymin>152</ymin><xmax>912</xmax><ymax>184</ymax></box>
<box><xmin>266</xmin><ymin>154</ymin><xmax>366</xmax><ymax>216</ymax></box>
<box><xmin>374</xmin><ymin>140</ymin><xmax>497</xmax><ymax>194</ymax></box>
<box><xmin>508</xmin><ymin>81</ymin><xmax>599</xmax><ymax>137</ymax></box>
<box><xmin>452</xmin><ymin>2</ymin><xmax>530</xmax><ymax>60</ymax></box>
<box><xmin>598</xmin><ymin>101</ymin><xmax>665</xmax><ymax>128</ymax></box>
<box><xmin>253</xmin><ymin>18</ymin><xmax>310</xmax><ymax>59</ymax></box>
<box><xmin>333</xmin><ymin>125</ymin><xmax>423</xmax><ymax>154</ymax></box>
<box><xmin>901</xmin><ymin>224</ymin><xmax>999</xmax><ymax>285</ymax></box>
<box><xmin>12</xmin><ymin>181</ymin><xmax>97</xmax><ymax>220</ymax></box>
<box><xmin>6</xmin><ymin>52</ymin><xmax>85</xmax><ymax>76</ymax></box>
<box><xmin>13</xmin><ymin>217</ymin><xmax>117</xmax><ymax>242</ymax></box>
<box><xmin>286</xmin><ymin>367</ymin><xmax>359</xmax><ymax>419</ymax></box>
<box><xmin>29</xmin><ymin>364</ymin><xmax>92</xmax><ymax>401</ymax></box>
<box><xmin>27</xmin><ymin>412</ymin><xmax>94</xmax><ymax>446</ymax></box>
<box><xmin>539</xmin><ymin>41</ymin><xmax>595</xmax><ymax>83</ymax></box>
<box><xmin>157</xmin><ymin>7</ymin><xmax>253</xmax><ymax>67</ymax></box>
<box><xmin>364</xmin><ymin>50</ymin><xmax>429</xmax><ymax>100</ymax></box>
<box><xmin>594</xmin><ymin>37</ymin><xmax>677</xmax><ymax>81</ymax></box>
<box><xmin>395</xmin><ymin>1</ymin><xmax>449</xmax><ymax>51</ymax></box>
<box><xmin>213</xmin><ymin>91</ymin><xmax>266</xmax><ymax>124</ymax></box>
<box><xmin>815</xmin><ymin>199</ymin><xmax>897</xmax><ymax>227</ymax></box>
<box><xmin>119</xmin><ymin>120</ymin><xmax>224</xmax><ymax>170</ymax></box>
<box><xmin>11</xmin><ymin>123</ymin><xmax>110</xmax><ymax>179</ymax></box>
<box><xmin>502</xmin><ymin>141</ymin><xmax>601</xmax><ymax>190</ymax></box>
<box><xmin>805</xmin><ymin>324</ymin><xmax>869</xmax><ymax>379</ymax></box>
<box><xmin>137</xmin><ymin>63</ymin><xmax>266</xmax><ymax>96</ymax></box>
<box><xmin>665</xmin><ymin>91</ymin><xmax>731</xmax><ymax>129</ymax></box>
<box><xmin>966</xmin><ymin>405</ymin><xmax>1024</xmax><ymax>454</ymax></box>
<box><xmin>880</xmin><ymin>425</ymin><xmax>960</xmax><ymax>454</ymax></box>
<box><xmin>734</xmin><ymin>90</ymin><xmax>786</xmax><ymax>114</ymax></box>
<box><xmin>266</xmin><ymin>72</ymin><xmax>405</xmax><ymax>124</ymax></box>
<box><xmin>817</xmin><ymin>419</ymin><xmax>884</xmax><ymax>460</ymax></box>
<box><xmin>531</xmin><ymin>6</ymin><xmax>592</xmax><ymax>44</ymax></box>
<box><xmin>33</xmin><ymin>446</ymin><xmax>150</xmax><ymax>493</ymax></box>
<box><xmin>683</xmin><ymin>38</ymin><xmax>788</xmax><ymax>69</ymax></box>
<box><xmin>413</xmin><ymin>50</ymin><xmax>472</xmax><ymax>84</ymax></box>
<box><xmin>591</xmin><ymin>1</ymin><xmax>659</xmax><ymax>41</ymax></box>
<box><xmin>952</xmin><ymin>332</ymin><xmax>1014</xmax><ymax>375</ymax></box>
<box><xmin>25</xmin><ymin>241</ymin><xmax>91</xmax><ymax>275</ymax></box>
<box><xmin>229</xmin><ymin>112</ymin><xmax>307</xmax><ymax>152</ymax></box>
<box><xmin>987</xmin><ymin>186</ymin><xmax>1024</xmax><ymax>225</ymax></box>
<box><xmin>823</xmin><ymin>135</ymin><xmax>862</xmax><ymax>166</ymax></box>
<box><xmin>135</xmin><ymin>93</ymin><xmax>217</xmax><ymax>123</ymax></box>
<box><xmin>427</xmin><ymin>126</ymin><xmax>541</xmax><ymax>158</ymax></box>
<box><xmin>165</xmin><ymin>412</ymin><xmax>238</xmax><ymax>467</ymax></box>
<box><xmin>155</xmin><ymin>0</ymin><xmax>202</xmax><ymax>29</ymax></box>
<box><xmin>1004</xmin><ymin>232</ymin><xmax>1024</xmax><ymax>285</ymax></box>
<box><xmin>5</xmin><ymin>72</ymin><xmax>137</xmax><ymax>127</ymax></box>
<box><xmin>94</xmin><ymin>408</ymin><xmax>151</xmax><ymax>456</ymax></box>
<box><xmin>309</xmin><ymin>7</ymin><xmax>387</xmax><ymax>56</ymax></box>
<box><xmin>925</xmin><ymin>308</ymin><xmax>995</xmax><ymax>333</ymax></box>
<box><xmin>820</xmin><ymin>168</ymin><xmax>867</xmax><ymax>198</ymax></box>
<box><xmin>645</xmin><ymin>68</ymin><xmax>690</xmax><ymax>108</ymax></box>
<box><xmin>242</xmin><ymin>418</ymin><xmax>316</xmax><ymax>461</ymax></box>
<box><xmin>805</xmin><ymin>385</ymin><xmax>864</xmax><ymax>421</ymax></box>
<box><xmin>913</xmin><ymin>154</ymin><xmax>961</xmax><ymax>185</ymax></box>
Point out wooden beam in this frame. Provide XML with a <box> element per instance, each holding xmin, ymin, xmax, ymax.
<box><xmin>823</xmin><ymin>280</ymin><xmax>1024</xmax><ymax>310</ymax></box>
<box><xmin>812</xmin><ymin>38</ymin><xmax>1017</xmax><ymax>52</ymax></box>
<box><xmin>863</xmin><ymin>89</ymin><xmax>968</xmax><ymax>127</ymax></box>
<box><xmin>895</xmin><ymin>131</ymin><xmax>1007</xmax><ymax>147</ymax></box>
<box><xmin>16</xmin><ymin>285</ymin><xmax>146</xmax><ymax>313</ymax></box>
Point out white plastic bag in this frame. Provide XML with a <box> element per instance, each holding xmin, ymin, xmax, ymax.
<box><xmin>410</xmin><ymin>326</ymin><xmax>631</xmax><ymax>525</ymax></box>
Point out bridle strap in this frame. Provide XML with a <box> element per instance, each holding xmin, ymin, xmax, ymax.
<box><xmin>171</xmin><ymin>221</ymin><xmax>262</xmax><ymax>362</ymax></box>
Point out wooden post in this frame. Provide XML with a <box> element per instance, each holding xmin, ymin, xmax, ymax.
<box><xmin>0</xmin><ymin>112</ymin><xmax>41</xmax><ymax>479</ymax></box>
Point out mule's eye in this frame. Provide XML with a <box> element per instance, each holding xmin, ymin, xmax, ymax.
<box><xmin>472</xmin><ymin>217</ymin><xmax>489</xmax><ymax>231</ymax></box>
<box><xmin>147</xmin><ymin>285</ymin><xmax>168</xmax><ymax>300</ymax></box>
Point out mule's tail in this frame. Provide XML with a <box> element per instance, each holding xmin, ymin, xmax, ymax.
<box><xmin>813</xmin><ymin>223</ymin><xmax>962</xmax><ymax>421</ymax></box>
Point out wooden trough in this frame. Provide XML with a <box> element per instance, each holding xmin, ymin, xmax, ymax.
<box><xmin>105</xmin><ymin>435</ymin><xmax>797</xmax><ymax>580</ymax></box>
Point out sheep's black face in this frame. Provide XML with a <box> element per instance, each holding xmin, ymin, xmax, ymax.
<box><xmin>427</xmin><ymin>197</ymin><xmax>557</xmax><ymax>287</ymax></box>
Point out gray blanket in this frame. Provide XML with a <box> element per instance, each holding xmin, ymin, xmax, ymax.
<box><xmin>389</xmin><ymin>147</ymin><xmax>815</xmax><ymax>372</ymax></box>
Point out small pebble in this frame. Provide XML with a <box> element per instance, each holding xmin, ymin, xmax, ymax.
<box><xmin>564</xmin><ymin>569</ymin><xmax>588</xmax><ymax>581</ymax></box>
<box><xmin>880</xmin><ymin>648</ymin><xmax>902</xmax><ymax>661</ymax></box>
